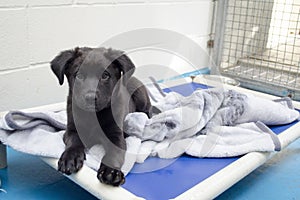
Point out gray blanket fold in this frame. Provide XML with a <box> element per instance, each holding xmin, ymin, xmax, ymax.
<box><xmin>0</xmin><ymin>83</ymin><xmax>299</xmax><ymax>174</ymax></box>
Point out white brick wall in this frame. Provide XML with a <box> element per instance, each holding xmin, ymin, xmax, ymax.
<box><xmin>0</xmin><ymin>9</ymin><xmax>29</xmax><ymax>70</ymax></box>
<box><xmin>0</xmin><ymin>0</ymin><xmax>27</xmax><ymax>7</ymax></box>
<box><xmin>28</xmin><ymin>0</ymin><xmax>73</xmax><ymax>6</ymax></box>
<box><xmin>0</xmin><ymin>0</ymin><xmax>213</xmax><ymax>111</ymax></box>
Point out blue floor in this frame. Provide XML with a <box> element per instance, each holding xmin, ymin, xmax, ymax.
<box><xmin>217</xmin><ymin>138</ymin><xmax>300</xmax><ymax>200</ymax></box>
<box><xmin>1</xmin><ymin>138</ymin><xmax>300</xmax><ymax>199</ymax></box>
<box><xmin>0</xmin><ymin>147</ymin><xmax>97</xmax><ymax>200</ymax></box>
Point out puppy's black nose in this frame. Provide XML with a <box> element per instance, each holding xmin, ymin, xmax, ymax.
<box><xmin>85</xmin><ymin>93</ymin><xmax>96</xmax><ymax>103</ymax></box>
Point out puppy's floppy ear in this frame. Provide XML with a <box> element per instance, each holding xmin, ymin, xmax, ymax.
<box><xmin>106</xmin><ymin>48</ymin><xmax>135</xmax><ymax>82</ymax></box>
<box><xmin>50</xmin><ymin>49</ymin><xmax>76</xmax><ymax>85</ymax></box>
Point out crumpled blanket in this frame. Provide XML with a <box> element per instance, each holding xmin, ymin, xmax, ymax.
<box><xmin>0</xmin><ymin>83</ymin><xmax>299</xmax><ymax>174</ymax></box>
<box><xmin>124</xmin><ymin>87</ymin><xmax>299</xmax><ymax>161</ymax></box>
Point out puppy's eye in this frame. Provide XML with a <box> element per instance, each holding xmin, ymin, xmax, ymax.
<box><xmin>102</xmin><ymin>71</ymin><xmax>110</xmax><ymax>81</ymax></box>
<box><xmin>76</xmin><ymin>73</ymin><xmax>85</xmax><ymax>80</ymax></box>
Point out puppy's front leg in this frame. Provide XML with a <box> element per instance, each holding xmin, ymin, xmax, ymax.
<box><xmin>97</xmin><ymin>134</ymin><xmax>126</xmax><ymax>186</ymax></box>
<box><xmin>58</xmin><ymin>120</ymin><xmax>86</xmax><ymax>175</ymax></box>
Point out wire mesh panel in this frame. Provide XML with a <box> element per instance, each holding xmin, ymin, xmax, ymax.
<box><xmin>217</xmin><ymin>0</ymin><xmax>300</xmax><ymax>100</ymax></box>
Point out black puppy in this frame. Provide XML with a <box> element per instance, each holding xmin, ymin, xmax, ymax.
<box><xmin>50</xmin><ymin>47</ymin><xmax>152</xmax><ymax>186</ymax></box>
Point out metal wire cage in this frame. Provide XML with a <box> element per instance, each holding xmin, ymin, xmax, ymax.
<box><xmin>213</xmin><ymin>0</ymin><xmax>300</xmax><ymax>100</ymax></box>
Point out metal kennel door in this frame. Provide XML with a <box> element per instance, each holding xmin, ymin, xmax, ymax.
<box><xmin>213</xmin><ymin>0</ymin><xmax>300</xmax><ymax>100</ymax></box>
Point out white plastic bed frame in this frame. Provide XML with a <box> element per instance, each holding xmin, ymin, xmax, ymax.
<box><xmin>1</xmin><ymin>76</ymin><xmax>300</xmax><ymax>200</ymax></box>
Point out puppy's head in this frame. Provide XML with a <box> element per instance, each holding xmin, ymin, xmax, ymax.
<box><xmin>50</xmin><ymin>47</ymin><xmax>135</xmax><ymax>111</ymax></box>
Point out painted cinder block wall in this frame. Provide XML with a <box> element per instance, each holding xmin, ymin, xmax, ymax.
<box><xmin>0</xmin><ymin>0</ymin><xmax>212</xmax><ymax>112</ymax></box>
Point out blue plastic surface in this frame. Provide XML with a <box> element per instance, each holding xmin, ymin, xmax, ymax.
<box><xmin>124</xmin><ymin>156</ymin><xmax>238</xmax><ymax>200</ymax></box>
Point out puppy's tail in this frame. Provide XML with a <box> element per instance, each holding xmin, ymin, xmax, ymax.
<box><xmin>149</xmin><ymin>105</ymin><xmax>161</xmax><ymax>117</ymax></box>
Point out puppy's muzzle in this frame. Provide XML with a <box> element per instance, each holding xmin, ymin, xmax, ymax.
<box><xmin>85</xmin><ymin>92</ymin><xmax>96</xmax><ymax>105</ymax></box>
